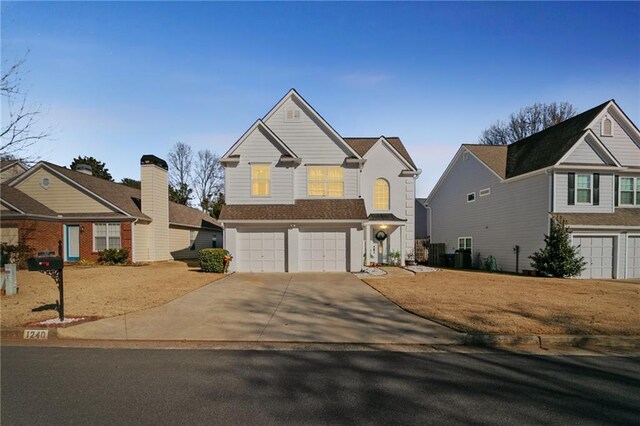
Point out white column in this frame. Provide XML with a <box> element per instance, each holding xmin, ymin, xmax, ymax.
<box><xmin>400</xmin><ymin>224</ymin><xmax>406</xmax><ymax>267</ymax></box>
<box><xmin>288</xmin><ymin>227</ymin><xmax>299</xmax><ymax>272</ymax></box>
<box><xmin>365</xmin><ymin>224</ymin><xmax>371</xmax><ymax>267</ymax></box>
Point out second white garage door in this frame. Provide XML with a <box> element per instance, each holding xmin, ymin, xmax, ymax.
<box><xmin>299</xmin><ymin>231</ymin><xmax>347</xmax><ymax>272</ymax></box>
<box><xmin>237</xmin><ymin>231</ymin><xmax>286</xmax><ymax>272</ymax></box>
<box><xmin>627</xmin><ymin>236</ymin><xmax>640</xmax><ymax>279</ymax></box>
<box><xmin>574</xmin><ymin>236</ymin><xmax>614</xmax><ymax>279</ymax></box>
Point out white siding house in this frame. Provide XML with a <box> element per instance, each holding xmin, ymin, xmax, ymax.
<box><xmin>219</xmin><ymin>89</ymin><xmax>421</xmax><ymax>272</ymax></box>
<box><xmin>426</xmin><ymin>100</ymin><xmax>640</xmax><ymax>279</ymax></box>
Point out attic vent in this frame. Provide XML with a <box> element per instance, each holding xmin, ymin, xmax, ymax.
<box><xmin>462</xmin><ymin>151</ymin><xmax>469</xmax><ymax>161</ymax></box>
<box><xmin>601</xmin><ymin>116</ymin><xmax>613</xmax><ymax>137</ymax></box>
<box><xmin>284</xmin><ymin>108</ymin><xmax>301</xmax><ymax>122</ymax></box>
<box><xmin>75</xmin><ymin>163</ymin><xmax>92</xmax><ymax>175</ymax></box>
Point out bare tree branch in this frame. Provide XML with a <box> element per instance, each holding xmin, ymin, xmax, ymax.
<box><xmin>1</xmin><ymin>52</ymin><xmax>51</xmax><ymax>160</ymax></box>
<box><xmin>192</xmin><ymin>149</ymin><xmax>224</xmax><ymax>212</ymax></box>
<box><xmin>479</xmin><ymin>102</ymin><xmax>577</xmax><ymax>145</ymax></box>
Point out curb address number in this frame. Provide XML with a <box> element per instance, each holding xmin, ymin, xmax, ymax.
<box><xmin>24</xmin><ymin>330</ymin><xmax>49</xmax><ymax>339</ymax></box>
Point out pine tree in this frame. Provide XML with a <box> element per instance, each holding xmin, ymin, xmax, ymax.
<box><xmin>529</xmin><ymin>218</ymin><xmax>586</xmax><ymax>278</ymax></box>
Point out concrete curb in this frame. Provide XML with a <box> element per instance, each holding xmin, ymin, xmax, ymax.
<box><xmin>464</xmin><ymin>334</ymin><xmax>640</xmax><ymax>350</ymax></box>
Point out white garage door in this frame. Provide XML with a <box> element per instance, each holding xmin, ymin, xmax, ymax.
<box><xmin>300</xmin><ymin>231</ymin><xmax>347</xmax><ymax>272</ymax></box>
<box><xmin>627</xmin><ymin>236</ymin><xmax>640</xmax><ymax>279</ymax></box>
<box><xmin>574</xmin><ymin>236</ymin><xmax>614</xmax><ymax>279</ymax></box>
<box><xmin>237</xmin><ymin>231</ymin><xmax>286</xmax><ymax>272</ymax></box>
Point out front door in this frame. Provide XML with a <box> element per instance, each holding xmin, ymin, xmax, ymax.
<box><xmin>66</xmin><ymin>225</ymin><xmax>80</xmax><ymax>261</ymax></box>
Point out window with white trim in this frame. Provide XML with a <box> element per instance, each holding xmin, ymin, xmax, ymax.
<box><xmin>479</xmin><ymin>188</ymin><xmax>491</xmax><ymax>197</ymax></box>
<box><xmin>251</xmin><ymin>164</ymin><xmax>270</xmax><ymax>197</ymax></box>
<box><xmin>458</xmin><ymin>237</ymin><xmax>472</xmax><ymax>253</ymax></box>
<box><xmin>620</xmin><ymin>177</ymin><xmax>639</xmax><ymax>206</ymax></box>
<box><xmin>576</xmin><ymin>174</ymin><xmax>592</xmax><ymax>204</ymax></box>
<box><xmin>93</xmin><ymin>223</ymin><xmax>121</xmax><ymax>251</ymax></box>
<box><xmin>601</xmin><ymin>116</ymin><xmax>613</xmax><ymax>137</ymax></box>
<box><xmin>374</xmin><ymin>178</ymin><xmax>390</xmax><ymax>210</ymax></box>
<box><xmin>307</xmin><ymin>166</ymin><xmax>344</xmax><ymax>197</ymax></box>
<box><xmin>467</xmin><ymin>192</ymin><xmax>476</xmax><ymax>202</ymax></box>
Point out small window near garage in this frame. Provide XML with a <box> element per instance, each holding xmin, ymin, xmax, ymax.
<box><xmin>93</xmin><ymin>223</ymin><xmax>121</xmax><ymax>251</ymax></box>
<box><xmin>190</xmin><ymin>230</ymin><xmax>197</xmax><ymax>250</ymax></box>
<box><xmin>619</xmin><ymin>177</ymin><xmax>639</xmax><ymax>206</ymax></box>
<box><xmin>467</xmin><ymin>192</ymin><xmax>476</xmax><ymax>203</ymax></box>
<box><xmin>601</xmin><ymin>116</ymin><xmax>613</xmax><ymax>137</ymax></box>
<box><xmin>284</xmin><ymin>108</ymin><xmax>301</xmax><ymax>122</ymax></box>
<box><xmin>458</xmin><ymin>237</ymin><xmax>472</xmax><ymax>253</ymax></box>
<box><xmin>479</xmin><ymin>188</ymin><xmax>491</xmax><ymax>197</ymax></box>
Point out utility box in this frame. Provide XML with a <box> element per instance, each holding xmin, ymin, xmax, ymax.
<box><xmin>454</xmin><ymin>250</ymin><xmax>472</xmax><ymax>269</ymax></box>
<box><xmin>3</xmin><ymin>264</ymin><xmax>17</xmax><ymax>296</ymax></box>
<box><xmin>27</xmin><ymin>256</ymin><xmax>63</xmax><ymax>272</ymax></box>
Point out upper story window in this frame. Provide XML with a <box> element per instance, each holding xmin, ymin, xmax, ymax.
<box><xmin>94</xmin><ymin>223</ymin><xmax>121</xmax><ymax>251</ymax></box>
<box><xmin>467</xmin><ymin>192</ymin><xmax>476</xmax><ymax>203</ymax></box>
<box><xmin>576</xmin><ymin>174</ymin><xmax>592</xmax><ymax>204</ymax></box>
<box><xmin>601</xmin><ymin>116</ymin><xmax>613</xmax><ymax>137</ymax></box>
<box><xmin>307</xmin><ymin>166</ymin><xmax>344</xmax><ymax>197</ymax></box>
<box><xmin>251</xmin><ymin>164</ymin><xmax>270</xmax><ymax>197</ymax></box>
<box><xmin>620</xmin><ymin>177</ymin><xmax>639</xmax><ymax>206</ymax></box>
<box><xmin>374</xmin><ymin>178</ymin><xmax>390</xmax><ymax>210</ymax></box>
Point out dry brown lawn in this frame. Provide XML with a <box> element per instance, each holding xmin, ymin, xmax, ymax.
<box><xmin>1</xmin><ymin>262</ymin><xmax>224</xmax><ymax>328</ymax></box>
<box><xmin>364</xmin><ymin>268</ymin><xmax>640</xmax><ymax>335</ymax></box>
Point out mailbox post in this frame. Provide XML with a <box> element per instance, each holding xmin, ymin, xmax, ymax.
<box><xmin>27</xmin><ymin>240</ymin><xmax>65</xmax><ymax>321</ymax></box>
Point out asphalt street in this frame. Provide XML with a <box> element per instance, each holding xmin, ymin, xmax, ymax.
<box><xmin>1</xmin><ymin>346</ymin><xmax>639</xmax><ymax>425</ymax></box>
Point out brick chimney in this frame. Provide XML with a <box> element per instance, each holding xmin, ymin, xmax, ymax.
<box><xmin>140</xmin><ymin>155</ymin><xmax>170</xmax><ymax>261</ymax></box>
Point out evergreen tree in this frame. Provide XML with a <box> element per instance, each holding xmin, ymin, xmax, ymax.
<box><xmin>120</xmin><ymin>178</ymin><xmax>141</xmax><ymax>189</ymax></box>
<box><xmin>529</xmin><ymin>218</ymin><xmax>586</xmax><ymax>278</ymax></box>
<box><xmin>169</xmin><ymin>183</ymin><xmax>192</xmax><ymax>205</ymax></box>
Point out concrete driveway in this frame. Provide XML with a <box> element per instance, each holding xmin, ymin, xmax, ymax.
<box><xmin>59</xmin><ymin>273</ymin><xmax>462</xmax><ymax>344</ymax></box>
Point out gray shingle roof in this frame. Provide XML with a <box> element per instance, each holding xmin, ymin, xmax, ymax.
<box><xmin>0</xmin><ymin>183</ymin><xmax>57</xmax><ymax>216</ymax></box>
<box><xmin>553</xmin><ymin>209</ymin><xmax>640</xmax><ymax>227</ymax></box>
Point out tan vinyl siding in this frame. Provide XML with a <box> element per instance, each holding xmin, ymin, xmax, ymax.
<box><xmin>226</xmin><ymin>126</ymin><xmax>294</xmax><ymax>205</ymax></box>
<box><xmin>429</xmin><ymin>153</ymin><xmax>550</xmax><ymax>273</ymax></box>
<box><xmin>169</xmin><ymin>226</ymin><xmax>216</xmax><ymax>259</ymax></box>
<box><xmin>15</xmin><ymin>168</ymin><xmax>115</xmax><ymax>214</ymax></box>
<box><xmin>141</xmin><ymin>164</ymin><xmax>170</xmax><ymax>261</ymax></box>
<box><xmin>0</xmin><ymin>226</ymin><xmax>19</xmax><ymax>245</ymax></box>
<box><xmin>133</xmin><ymin>221</ymin><xmax>151</xmax><ymax>262</ymax></box>
<box><xmin>0</xmin><ymin>164</ymin><xmax>26</xmax><ymax>183</ymax></box>
<box><xmin>590</xmin><ymin>113</ymin><xmax>640</xmax><ymax>167</ymax></box>
<box><xmin>264</xmin><ymin>97</ymin><xmax>351</xmax><ymax>163</ymax></box>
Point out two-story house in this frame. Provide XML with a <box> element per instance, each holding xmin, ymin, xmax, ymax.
<box><xmin>219</xmin><ymin>89</ymin><xmax>421</xmax><ymax>272</ymax></box>
<box><xmin>426</xmin><ymin>100</ymin><xmax>640</xmax><ymax>279</ymax></box>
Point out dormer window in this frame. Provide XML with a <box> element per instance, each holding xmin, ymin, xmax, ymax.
<box><xmin>601</xmin><ymin>116</ymin><xmax>613</xmax><ymax>137</ymax></box>
<box><xmin>284</xmin><ymin>108</ymin><xmax>301</xmax><ymax>122</ymax></box>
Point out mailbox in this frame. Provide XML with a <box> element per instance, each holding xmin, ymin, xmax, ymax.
<box><xmin>27</xmin><ymin>256</ymin><xmax>63</xmax><ymax>272</ymax></box>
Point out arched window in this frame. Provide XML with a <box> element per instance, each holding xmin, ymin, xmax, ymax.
<box><xmin>602</xmin><ymin>116</ymin><xmax>613</xmax><ymax>137</ymax></box>
<box><xmin>374</xmin><ymin>178</ymin><xmax>390</xmax><ymax>210</ymax></box>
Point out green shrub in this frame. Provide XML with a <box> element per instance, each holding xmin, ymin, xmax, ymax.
<box><xmin>97</xmin><ymin>248</ymin><xmax>129</xmax><ymax>265</ymax></box>
<box><xmin>199</xmin><ymin>248</ymin><xmax>231</xmax><ymax>273</ymax></box>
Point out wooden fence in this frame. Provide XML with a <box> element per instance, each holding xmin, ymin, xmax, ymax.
<box><xmin>427</xmin><ymin>243</ymin><xmax>446</xmax><ymax>266</ymax></box>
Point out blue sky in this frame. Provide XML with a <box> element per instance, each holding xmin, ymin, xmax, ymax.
<box><xmin>2</xmin><ymin>1</ymin><xmax>639</xmax><ymax>197</ymax></box>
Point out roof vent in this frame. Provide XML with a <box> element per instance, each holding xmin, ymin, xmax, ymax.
<box><xmin>75</xmin><ymin>164</ymin><xmax>92</xmax><ymax>175</ymax></box>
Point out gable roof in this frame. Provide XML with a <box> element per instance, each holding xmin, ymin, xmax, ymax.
<box><xmin>343</xmin><ymin>137</ymin><xmax>418</xmax><ymax>170</ymax></box>
<box><xmin>0</xmin><ymin>160</ymin><xmax>27</xmax><ymax>172</ymax></box>
<box><xmin>223</xmin><ymin>119</ymin><xmax>298</xmax><ymax>159</ymax></box>
<box><xmin>7</xmin><ymin>162</ymin><xmax>221</xmax><ymax>229</ymax></box>
<box><xmin>463</xmin><ymin>145</ymin><xmax>508</xmax><ymax>179</ymax></box>
<box><xmin>505</xmin><ymin>100</ymin><xmax>611</xmax><ymax>178</ymax></box>
<box><xmin>262</xmin><ymin>89</ymin><xmax>362</xmax><ymax>159</ymax></box>
<box><xmin>0</xmin><ymin>183</ymin><xmax>57</xmax><ymax>216</ymax></box>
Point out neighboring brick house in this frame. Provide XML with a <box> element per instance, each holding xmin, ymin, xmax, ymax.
<box><xmin>0</xmin><ymin>156</ymin><xmax>222</xmax><ymax>263</ymax></box>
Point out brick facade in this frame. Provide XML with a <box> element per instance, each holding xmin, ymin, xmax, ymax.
<box><xmin>0</xmin><ymin>219</ymin><xmax>133</xmax><ymax>262</ymax></box>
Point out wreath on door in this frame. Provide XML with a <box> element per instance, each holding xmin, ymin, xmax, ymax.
<box><xmin>375</xmin><ymin>230</ymin><xmax>387</xmax><ymax>241</ymax></box>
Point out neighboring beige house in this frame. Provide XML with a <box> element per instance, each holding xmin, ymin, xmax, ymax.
<box><xmin>0</xmin><ymin>160</ymin><xmax>28</xmax><ymax>183</ymax></box>
<box><xmin>219</xmin><ymin>89</ymin><xmax>421</xmax><ymax>272</ymax></box>
<box><xmin>426</xmin><ymin>100</ymin><xmax>640</xmax><ymax>279</ymax></box>
<box><xmin>0</xmin><ymin>155</ymin><xmax>222</xmax><ymax>263</ymax></box>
